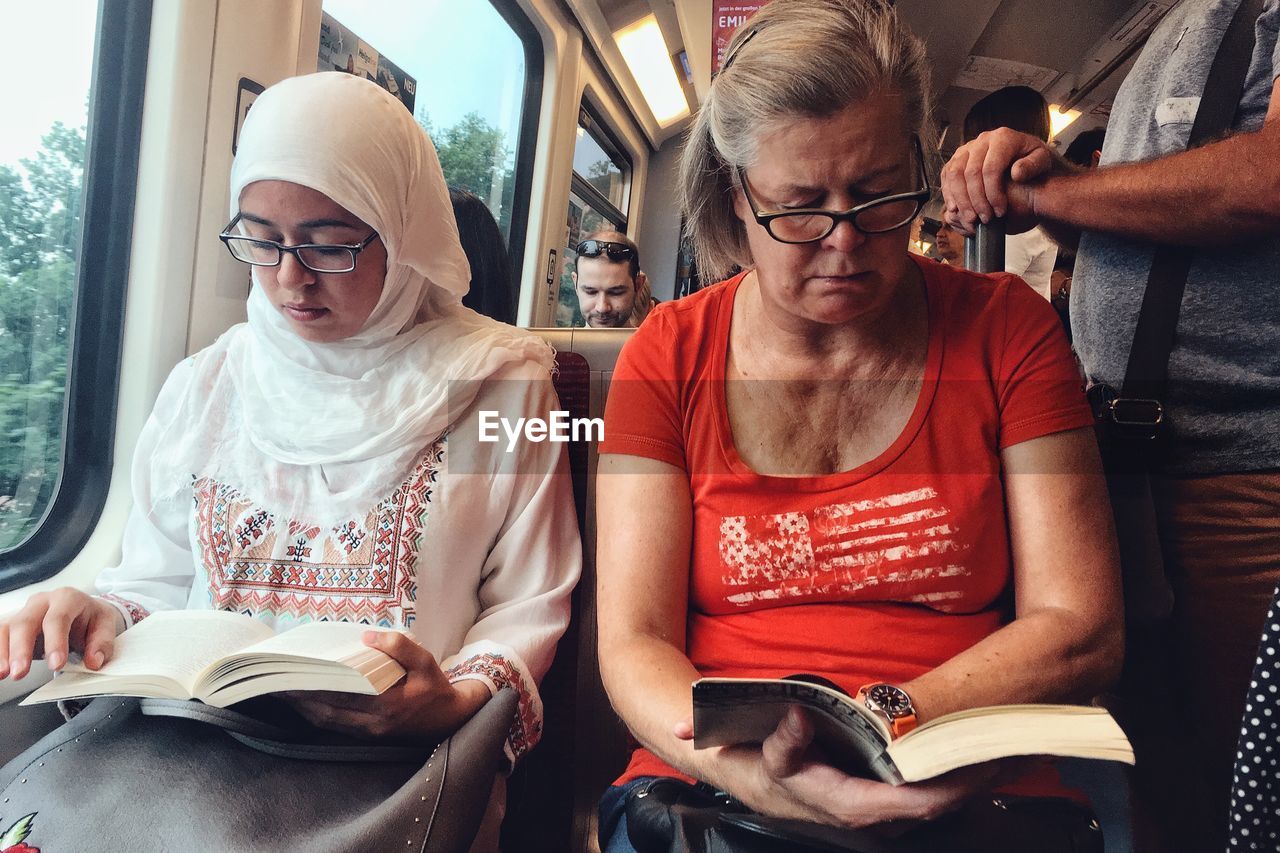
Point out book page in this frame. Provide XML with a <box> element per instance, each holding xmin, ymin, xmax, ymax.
<box><xmin>197</xmin><ymin>623</ymin><xmax>405</xmax><ymax>703</ymax></box>
<box><xmin>887</xmin><ymin>705</ymin><xmax>1135</xmax><ymax>783</ymax></box>
<box><xmin>237</xmin><ymin>621</ymin><xmax>396</xmax><ymax>666</ymax></box>
<box><xmin>62</xmin><ymin>610</ymin><xmax>274</xmax><ymax>693</ymax></box>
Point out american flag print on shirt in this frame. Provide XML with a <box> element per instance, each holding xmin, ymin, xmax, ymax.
<box><xmin>718</xmin><ymin>487</ymin><xmax>972</xmax><ymax>610</ymax></box>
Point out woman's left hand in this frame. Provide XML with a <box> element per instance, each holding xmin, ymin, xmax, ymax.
<box><xmin>286</xmin><ymin>630</ymin><xmax>491</xmax><ymax>740</ymax></box>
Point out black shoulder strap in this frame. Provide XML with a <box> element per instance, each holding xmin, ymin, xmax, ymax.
<box><xmin>1120</xmin><ymin>0</ymin><xmax>1265</xmax><ymax>408</ymax></box>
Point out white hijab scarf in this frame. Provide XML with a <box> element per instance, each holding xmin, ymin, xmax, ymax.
<box><xmin>147</xmin><ymin>72</ymin><xmax>552</xmax><ymax>528</ymax></box>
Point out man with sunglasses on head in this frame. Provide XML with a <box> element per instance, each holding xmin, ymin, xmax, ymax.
<box><xmin>573</xmin><ymin>231</ymin><xmax>652</xmax><ymax>328</ymax></box>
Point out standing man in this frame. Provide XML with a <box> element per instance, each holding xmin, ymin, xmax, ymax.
<box><xmin>573</xmin><ymin>231</ymin><xmax>652</xmax><ymax>328</ymax></box>
<box><xmin>941</xmin><ymin>3</ymin><xmax>1280</xmax><ymax>850</ymax></box>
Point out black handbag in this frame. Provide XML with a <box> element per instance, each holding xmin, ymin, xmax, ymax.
<box><xmin>0</xmin><ymin>689</ymin><xmax>516</xmax><ymax>852</ymax></box>
<box><xmin>622</xmin><ymin>777</ymin><xmax>1102</xmax><ymax>853</ymax></box>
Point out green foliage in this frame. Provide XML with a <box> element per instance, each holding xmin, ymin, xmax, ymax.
<box><xmin>0</xmin><ymin>165</ymin><xmax>40</xmax><ymax>275</ymax></box>
<box><xmin>557</xmin><ymin>271</ymin><xmax>584</xmax><ymax>327</ymax></box>
<box><xmin>585</xmin><ymin>157</ymin><xmax>619</xmax><ymax>205</ymax></box>
<box><xmin>420</xmin><ymin>111</ymin><xmax>518</xmax><ymax>237</ymax></box>
<box><xmin>0</xmin><ymin>122</ymin><xmax>84</xmax><ymax>550</ymax></box>
<box><xmin>434</xmin><ymin>112</ymin><xmax>505</xmax><ymax>197</ymax></box>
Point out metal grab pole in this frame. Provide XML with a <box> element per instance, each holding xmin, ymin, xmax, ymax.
<box><xmin>964</xmin><ymin>221</ymin><xmax>1006</xmax><ymax>274</ymax></box>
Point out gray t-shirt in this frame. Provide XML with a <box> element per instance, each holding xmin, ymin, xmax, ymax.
<box><xmin>1071</xmin><ymin>0</ymin><xmax>1280</xmax><ymax>474</ymax></box>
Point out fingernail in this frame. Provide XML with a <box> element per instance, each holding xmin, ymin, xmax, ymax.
<box><xmin>48</xmin><ymin>651</ymin><xmax>64</xmax><ymax>670</ymax></box>
<box><xmin>363</xmin><ymin>631</ymin><xmax>380</xmax><ymax>644</ymax></box>
<box><xmin>995</xmin><ymin>206</ymin><xmax>1006</xmax><ymax>218</ymax></box>
<box><xmin>90</xmin><ymin>650</ymin><xmax>104</xmax><ymax>669</ymax></box>
<box><xmin>979</xmin><ymin>212</ymin><xmax>990</xmax><ymax>225</ymax></box>
<box><xmin>785</xmin><ymin>708</ymin><xmax>802</xmax><ymax>735</ymax></box>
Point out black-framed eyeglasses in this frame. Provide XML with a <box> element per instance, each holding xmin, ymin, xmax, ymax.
<box><xmin>736</xmin><ymin>135</ymin><xmax>931</xmax><ymax>244</ymax></box>
<box><xmin>219</xmin><ymin>213</ymin><xmax>380</xmax><ymax>273</ymax></box>
<box><xmin>575</xmin><ymin>239</ymin><xmax>636</xmax><ymax>262</ymax></box>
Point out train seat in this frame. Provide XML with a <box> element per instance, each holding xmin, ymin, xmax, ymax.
<box><xmin>501</xmin><ymin>327</ymin><xmax>635</xmax><ymax>853</ymax></box>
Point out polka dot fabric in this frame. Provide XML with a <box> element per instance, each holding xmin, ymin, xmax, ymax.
<box><xmin>1228</xmin><ymin>584</ymin><xmax>1280</xmax><ymax>850</ymax></box>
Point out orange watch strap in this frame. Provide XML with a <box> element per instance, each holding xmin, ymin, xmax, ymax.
<box><xmin>889</xmin><ymin>712</ymin><xmax>917</xmax><ymax>738</ymax></box>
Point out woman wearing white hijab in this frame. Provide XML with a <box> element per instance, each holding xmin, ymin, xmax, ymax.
<box><xmin>0</xmin><ymin>72</ymin><xmax>581</xmax><ymax>791</ymax></box>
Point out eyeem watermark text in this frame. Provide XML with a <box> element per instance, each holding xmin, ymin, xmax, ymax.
<box><xmin>478</xmin><ymin>410</ymin><xmax>604</xmax><ymax>452</ymax></box>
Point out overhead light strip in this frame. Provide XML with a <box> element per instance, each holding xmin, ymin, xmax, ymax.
<box><xmin>1049</xmin><ymin>103</ymin><xmax>1082</xmax><ymax>139</ymax></box>
<box><xmin>613</xmin><ymin>15</ymin><xmax>690</xmax><ymax>125</ymax></box>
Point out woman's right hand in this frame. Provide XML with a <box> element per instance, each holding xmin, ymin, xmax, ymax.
<box><xmin>694</xmin><ymin>707</ymin><xmax>1003</xmax><ymax>828</ymax></box>
<box><xmin>0</xmin><ymin>588</ymin><xmax>125</xmax><ymax>680</ymax></box>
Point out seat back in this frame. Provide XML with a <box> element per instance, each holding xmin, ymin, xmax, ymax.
<box><xmin>501</xmin><ymin>328</ymin><xmax>635</xmax><ymax>853</ymax></box>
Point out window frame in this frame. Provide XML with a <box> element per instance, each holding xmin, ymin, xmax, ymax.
<box><xmin>0</xmin><ymin>0</ymin><xmax>153</xmax><ymax>591</ymax></box>
<box><xmin>488</xmin><ymin>0</ymin><xmax>545</xmax><ymax>301</ymax></box>
<box><xmin>572</xmin><ymin>101</ymin><xmax>632</xmax><ymax>229</ymax></box>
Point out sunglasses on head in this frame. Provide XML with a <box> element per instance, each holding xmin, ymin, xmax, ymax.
<box><xmin>575</xmin><ymin>239</ymin><xmax>636</xmax><ymax>262</ymax></box>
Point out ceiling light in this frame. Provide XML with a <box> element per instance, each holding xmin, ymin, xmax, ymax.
<box><xmin>1048</xmin><ymin>104</ymin><xmax>1082</xmax><ymax>139</ymax></box>
<box><xmin>614</xmin><ymin>15</ymin><xmax>690</xmax><ymax>125</ymax></box>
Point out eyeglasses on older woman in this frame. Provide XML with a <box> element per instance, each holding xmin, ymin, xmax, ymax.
<box><xmin>735</xmin><ymin>135</ymin><xmax>931</xmax><ymax>244</ymax></box>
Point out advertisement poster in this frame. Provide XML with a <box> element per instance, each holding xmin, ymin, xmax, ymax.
<box><xmin>318</xmin><ymin>12</ymin><xmax>417</xmax><ymax>114</ymax></box>
<box><xmin>711</xmin><ymin>2</ymin><xmax>769</xmax><ymax>75</ymax></box>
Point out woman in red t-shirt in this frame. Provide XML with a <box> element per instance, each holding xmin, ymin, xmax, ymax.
<box><xmin>595</xmin><ymin>1</ymin><xmax>1122</xmax><ymax>849</ymax></box>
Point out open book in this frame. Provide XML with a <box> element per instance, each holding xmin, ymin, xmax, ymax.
<box><xmin>21</xmin><ymin>610</ymin><xmax>406</xmax><ymax>708</ymax></box>
<box><xmin>692</xmin><ymin>676</ymin><xmax>1134</xmax><ymax>785</ymax></box>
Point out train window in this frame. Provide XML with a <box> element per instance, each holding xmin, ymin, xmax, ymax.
<box><xmin>557</xmin><ymin>106</ymin><xmax>633</xmax><ymax>326</ymax></box>
<box><xmin>0</xmin><ymin>1</ymin><xmax>150</xmax><ymax>588</ymax></box>
<box><xmin>573</xmin><ymin>109</ymin><xmax>630</xmax><ymax>213</ymax></box>
<box><xmin>319</xmin><ymin>0</ymin><xmax>542</xmax><ymax>271</ymax></box>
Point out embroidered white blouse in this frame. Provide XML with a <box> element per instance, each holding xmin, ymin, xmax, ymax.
<box><xmin>94</xmin><ymin>357</ymin><xmax>581</xmax><ymax>762</ymax></box>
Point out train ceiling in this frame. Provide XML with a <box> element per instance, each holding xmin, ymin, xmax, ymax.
<box><xmin>574</xmin><ymin>0</ymin><xmax>1178</xmax><ymax>150</ymax></box>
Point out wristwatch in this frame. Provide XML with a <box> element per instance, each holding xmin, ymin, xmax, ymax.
<box><xmin>856</xmin><ymin>683</ymin><xmax>918</xmax><ymax>738</ymax></box>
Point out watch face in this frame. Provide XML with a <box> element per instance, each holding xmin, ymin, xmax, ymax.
<box><xmin>867</xmin><ymin>684</ymin><xmax>913</xmax><ymax>718</ymax></box>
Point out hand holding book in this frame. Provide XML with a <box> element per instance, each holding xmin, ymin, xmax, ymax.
<box><xmin>691</xmin><ymin>676</ymin><xmax>1134</xmax><ymax>785</ymax></box>
<box><xmin>675</xmin><ymin>700</ymin><xmax>1012</xmax><ymax>830</ymax></box>
<box><xmin>286</xmin><ymin>628</ymin><xmax>494</xmax><ymax>741</ymax></box>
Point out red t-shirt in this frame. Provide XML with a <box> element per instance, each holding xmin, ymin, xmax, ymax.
<box><xmin>601</xmin><ymin>255</ymin><xmax>1094</xmax><ymax>787</ymax></box>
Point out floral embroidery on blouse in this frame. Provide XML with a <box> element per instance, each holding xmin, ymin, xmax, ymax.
<box><xmin>192</xmin><ymin>442</ymin><xmax>445</xmax><ymax>627</ymax></box>
<box><xmin>447</xmin><ymin>651</ymin><xmax>541</xmax><ymax>762</ymax></box>
<box><xmin>98</xmin><ymin>593</ymin><xmax>150</xmax><ymax>628</ymax></box>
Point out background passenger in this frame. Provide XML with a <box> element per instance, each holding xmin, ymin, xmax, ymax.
<box><xmin>0</xmin><ymin>72</ymin><xmax>580</xmax><ymax>848</ymax></box>
<box><xmin>452</xmin><ymin>186</ymin><xmax>518</xmax><ymax>325</ymax></box>
<box><xmin>573</xmin><ymin>230</ymin><xmax>650</xmax><ymax>328</ymax></box>
<box><xmin>942</xmin><ymin>3</ymin><xmax>1280</xmax><ymax>848</ymax></box>
<box><xmin>1064</xmin><ymin>128</ymin><xmax>1106</xmax><ymax>169</ymax></box>
<box><xmin>934</xmin><ymin>221</ymin><xmax>965</xmax><ymax>266</ymax></box>
<box><xmin>594</xmin><ymin>1</ymin><xmax>1122</xmax><ymax>848</ymax></box>
<box><xmin>963</xmin><ymin>86</ymin><xmax>1058</xmax><ymax>300</ymax></box>
<box><xmin>629</xmin><ymin>270</ymin><xmax>657</xmax><ymax>326</ymax></box>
